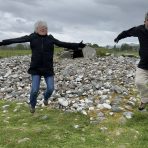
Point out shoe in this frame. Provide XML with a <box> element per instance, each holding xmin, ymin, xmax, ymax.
<box><xmin>43</xmin><ymin>100</ymin><xmax>48</xmax><ymax>106</ymax></box>
<box><xmin>138</xmin><ymin>102</ymin><xmax>146</xmax><ymax>110</ymax></box>
<box><xmin>29</xmin><ymin>104</ymin><xmax>35</xmax><ymax>113</ymax></box>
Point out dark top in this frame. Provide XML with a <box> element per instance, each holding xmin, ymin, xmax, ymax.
<box><xmin>116</xmin><ymin>25</ymin><xmax>148</xmax><ymax>70</ymax></box>
<box><xmin>2</xmin><ymin>33</ymin><xmax>80</xmax><ymax>76</ymax></box>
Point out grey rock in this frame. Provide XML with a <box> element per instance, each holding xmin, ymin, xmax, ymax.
<box><xmin>82</xmin><ymin>46</ymin><xmax>96</xmax><ymax>59</ymax></box>
<box><xmin>123</xmin><ymin>112</ymin><xmax>134</xmax><ymax>119</ymax></box>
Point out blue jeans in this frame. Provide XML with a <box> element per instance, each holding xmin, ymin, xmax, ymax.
<box><xmin>30</xmin><ymin>75</ymin><xmax>54</xmax><ymax>108</ymax></box>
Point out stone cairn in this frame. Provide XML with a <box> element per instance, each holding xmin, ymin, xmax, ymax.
<box><xmin>0</xmin><ymin>55</ymin><xmax>140</xmax><ymax>123</ymax></box>
<box><xmin>60</xmin><ymin>46</ymin><xmax>96</xmax><ymax>59</ymax></box>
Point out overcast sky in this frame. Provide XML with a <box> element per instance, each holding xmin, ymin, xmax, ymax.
<box><xmin>0</xmin><ymin>0</ymin><xmax>147</xmax><ymax>46</ymax></box>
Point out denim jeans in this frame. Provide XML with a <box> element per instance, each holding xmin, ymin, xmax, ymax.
<box><xmin>30</xmin><ymin>75</ymin><xmax>54</xmax><ymax>107</ymax></box>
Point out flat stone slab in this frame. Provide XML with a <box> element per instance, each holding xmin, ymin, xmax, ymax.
<box><xmin>82</xmin><ymin>46</ymin><xmax>96</xmax><ymax>58</ymax></box>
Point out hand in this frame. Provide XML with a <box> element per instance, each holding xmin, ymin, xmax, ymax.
<box><xmin>79</xmin><ymin>40</ymin><xmax>86</xmax><ymax>48</ymax></box>
<box><xmin>114</xmin><ymin>38</ymin><xmax>119</xmax><ymax>43</ymax></box>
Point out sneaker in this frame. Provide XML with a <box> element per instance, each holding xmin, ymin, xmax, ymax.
<box><xmin>43</xmin><ymin>100</ymin><xmax>48</xmax><ymax>106</ymax></box>
<box><xmin>29</xmin><ymin>104</ymin><xmax>35</xmax><ymax>113</ymax></box>
<box><xmin>138</xmin><ymin>102</ymin><xmax>146</xmax><ymax>110</ymax></box>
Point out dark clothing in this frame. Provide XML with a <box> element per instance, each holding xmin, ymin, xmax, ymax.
<box><xmin>73</xmin><ymin>49</ymin><xmax>84</xmax><ymax>58</ymax></box>
<box><xmin>2</xmin><ymin>33</ymin><xmax>80</xmax><ymax>76</ymax></box>
<box><xmin>116</xmin><ymin>25</ymin><xmax>148</xmax><ymax>70</ymax></box>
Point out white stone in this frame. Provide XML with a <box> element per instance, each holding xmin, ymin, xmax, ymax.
<box><xmin>89</xmin><ymin>107</ymin><xmax>95</xmax><ymax>110</ymax></box>
<box><xmin>103</xmin><ymin>103</ymin><xmax>111</xmax><ymax>109</ymax></box>
<box><xmin>58</xmin><ymin>98</ymin><xmax>69</xmax><ymax>107</ymax></box>
<box><xmin>81</xmin><ymin>110</ymin><xmax>87</xmax><ymax>115</ymax></box>
<box><xmin>97</xmin><ymin>104</ymin><xmax>104</xmax><ymax>109</ymax></box>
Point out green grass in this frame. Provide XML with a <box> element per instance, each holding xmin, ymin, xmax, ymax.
<box><xmin>0</xmin><ymin>47</ymin><xmax>63</xmax><ymax>58</ymax></box>
<box><xmin>0</xmin><ymin>47</ymin><xmax>139</xmax><ymax>59</ymax></box>
<box><xmin>0</xmin><ymin>49</ymin><xmax>31</xmax><ymax>58</ymax></box>
<box><xmin>96</xmin><ymin>47</ymin><xmax>139</xmax><ymax>57</ymax></box>
<box><xmin>0</xmin><ymin>100</ymin><xmax>147</xmax><ymax>148</ymax></box>
<box><xmin>112</xmin><ymin>50</ymin><xmax>139</xmax><ymax>57</ymax></box>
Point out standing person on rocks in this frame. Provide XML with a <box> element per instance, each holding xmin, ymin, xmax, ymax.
<box><xmin>0</xmin><ymin>20</ymin><xmax>86</xmax><ymax>113</ymax></box>
<box><xmin>114</xmin><ymin>12</ymin><xmax>148</xmax><ymax>110</ymax></box>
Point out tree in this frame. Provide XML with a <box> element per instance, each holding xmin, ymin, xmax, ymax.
<box><xmin>15</xmin><ymin>44</ymin><xmax>30</xmax><ymax>50</ymax></box>
<box><xmin>120</xmin><ymin>43</ymin><xmax>132</xmax><ymax>51</ymax></box>
<box><xmin>92</xmin><ymin>43</ymin><xmax>99</xmax><ymax>48</ymax></box>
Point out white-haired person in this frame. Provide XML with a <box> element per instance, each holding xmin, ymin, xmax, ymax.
<box><xmin>0</xmin><ymin>20</ymin><xmax>86</xmax><ymax>113</ymax></box>
<box><xmin>114</xmin><ymin>12</ymin><xmax>148</xmax><ymax>110</ymax></box>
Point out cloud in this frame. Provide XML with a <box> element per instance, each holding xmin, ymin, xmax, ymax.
<box><xmin>0</xmin><ymin>0</ymin><xmax>147</xmax><ymax>46</ymax></box>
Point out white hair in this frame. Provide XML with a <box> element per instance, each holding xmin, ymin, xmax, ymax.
<box><xmin>34</xmin><ymin>20</ymin><xmax>48</xmax><ymax>32</ymax></box>
<box><xmin>145</xmin><ymin>12</ymin><xmax>148</xmax><ymax>20</ymax></box>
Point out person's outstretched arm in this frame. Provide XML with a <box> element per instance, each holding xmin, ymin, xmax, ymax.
<box><xmin>49</xmin><ymin>35</ymin><xmax>86</xmax><ymax>50</ymax></box>
<box><xmin>0</xmin><ymin>34</ymin><xmax>33</xmax><ymax>46</ymax></box>
<box><xmin>114</xmin><ymin>26</ymin><xmax>139</xmax><ymax>43</ymax></box>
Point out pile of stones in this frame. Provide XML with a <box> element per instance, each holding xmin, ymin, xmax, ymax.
<box><xmin>0</xmin><ymin>55</ymin><xmax>140</xmax><ymax>123</ymax></box>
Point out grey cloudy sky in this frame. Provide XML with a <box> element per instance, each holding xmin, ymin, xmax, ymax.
<box><xmin>0</xmin><ymin>0</ymin><xmax>147</xmax><ymax>46</ymax></box>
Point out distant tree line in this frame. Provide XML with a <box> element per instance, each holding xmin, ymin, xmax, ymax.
<box><xmin>111</xmin><ymin>43</ymin><xmax>139</xmax><ymax>51</ymax></box>
<box><xmin>0</xmin><ymin>42</ymin><xmax>139</xmax><ymax>52</ymax></box>
<box><xmin>0</xmin><ymin>43</ymin><xmax>30</xmax><ymax>50</ymax></box>
<box><xmin>88</xmin><ymin>43</ymin><xmax>139</xmax><ymax>51</ymax></box>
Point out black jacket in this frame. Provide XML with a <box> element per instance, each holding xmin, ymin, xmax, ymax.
<box><xmin>116</xmin><ymin>25</ymin><xmax>148</xmax><ymax>70</ymax></box>
<box><xmin>2</xmin><ymin>33</ymin><xmax>80</xmax><ymax>76</ymax></box>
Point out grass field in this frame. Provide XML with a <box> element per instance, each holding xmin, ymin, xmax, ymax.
<box><xmin>0</xmin><ymin>47</ymin><xmax>63</xmax><ymax>58</ymax></box>
<box><xmin>0</xmin><ymin>47</ymin><xmax>139</xmax><ymax>59</ymax></box>
<box><xmin>0</xmin><ymin>49</ymin><xmax>31</xmax><ymax>58</ymax></box>
<box><xmin>0</xmin><ymin>100</ymin><xmax>147</xmax><ymax>148</ymax></box>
